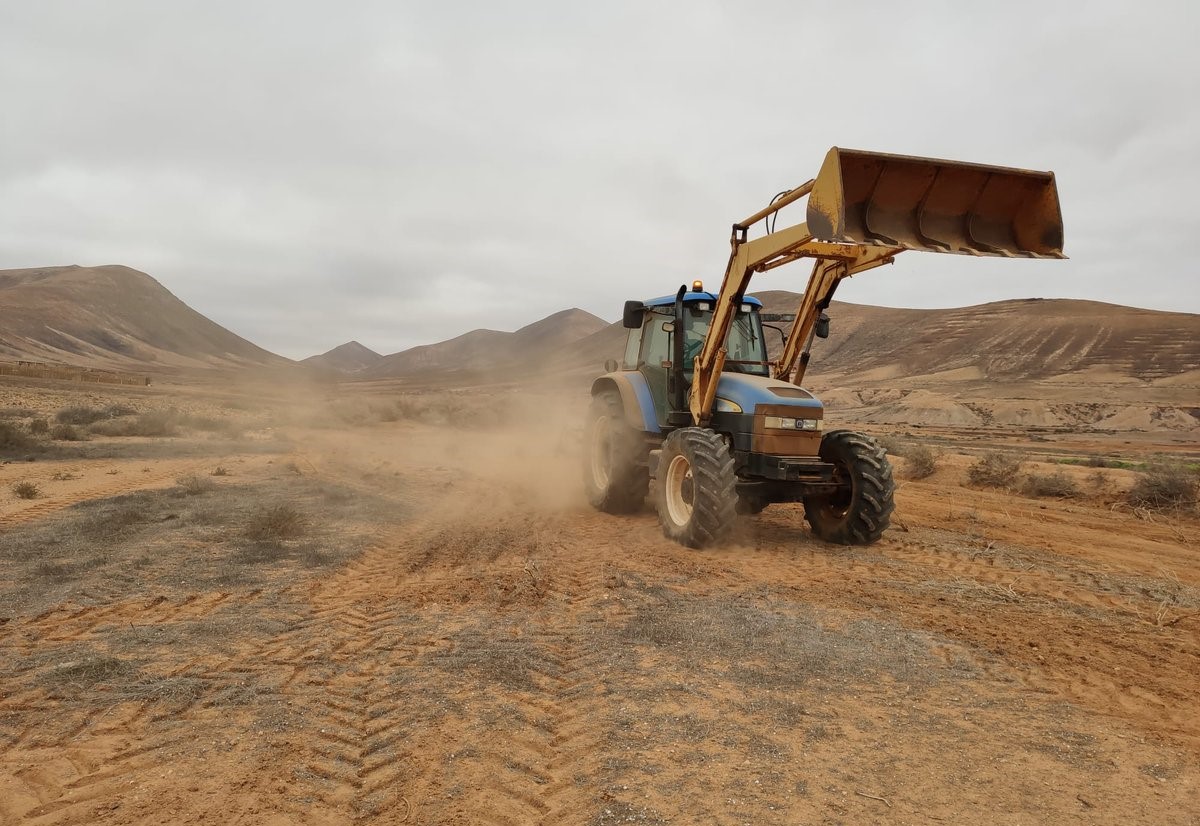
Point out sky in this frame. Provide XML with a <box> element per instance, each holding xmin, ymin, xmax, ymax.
<box><xmin>1</xmin><ymin>1</ymin><xmax>1197</xmax><ymax>359</ymax></box>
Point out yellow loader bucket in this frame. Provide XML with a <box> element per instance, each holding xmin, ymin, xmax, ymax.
<box><xmin>806</xmin><ymin>147</ymin><xmax>1065</xmax><ymax>258</ymax></box>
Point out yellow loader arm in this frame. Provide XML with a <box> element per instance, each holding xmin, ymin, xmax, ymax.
<box><xmin>689</xmin><ymin>147</ymin><xmax>1065</xmax><ymax>424</ymax></box>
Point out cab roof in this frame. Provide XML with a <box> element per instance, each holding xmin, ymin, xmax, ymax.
<box><xmin>642</xmin><ymin>292</ymin><xmax>763</xmax><ymax>309</ymax></box>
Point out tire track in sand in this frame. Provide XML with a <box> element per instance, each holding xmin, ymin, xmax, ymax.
<box><xmin>0</xmin><ymin>461</ymin><xmax>207</xmax><ymax>530</ymax></box>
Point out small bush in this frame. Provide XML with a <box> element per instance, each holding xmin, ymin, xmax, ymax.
<box><xmin>904</xmin><ymin>444</ymin><xmax>938</xmax><ymax>479</ymax></box>
<box><xmin>0</xmin><ymin>421</ymin><xmax>36</xmax><ymax>451</ymax></box>
<box><xmin>967</xmin><ymin>451</ymin><xmax>1023</xmax><ymax>488</ymax></box>
<box><xmin>29</xmin><ymin>418</ymin><xmax>50</xmax><ymax>435</ymax></box>
<box><xmin>175</xmin><ymin>474</ymin><xmax>216</xmax><ymax>496</ymax></box>
<box><xmin>55</xmin><ymin>405</ymin><xmax>108</xmax><ymax>425</ymax></box>
<box><xmin>104</xmin><ymin>404</ymin><xmax>137</xmax><ymax>417</ymax></box>
<box><xmin>211</xmin><ymin>466</ymin><xmax>230</xmax><ymax>476</ymax></box>
<box><xmin>12</xmin><ymin>481</ymin><xmax>41</xmax><ymax>499</ymax></box>
<box><xmin>245</xmin><ymin>504</ymin><xmax>307</xmax><ymax>542</ymax></box>
<box><xmin>51</xmin><ymin>424</ymin><xmax>86</xmax><ymax>441</ymax></box>
<box><xmin>90</xmin><ymin>410</ymin><xmax>179</xmax><ymax>437</ymax></box>
<box><xmin>876</xmin><ymin>436</ymin><xmax>906</xmax><ymax>457</ymax></box>
<box><xmin>1021</xmin><ymin>470</ymin><xmax>1080</xmax><ymax>498</ymax></box>
<box><xmin>51</xmin><ymin>471</ymin><xmax>80</xmax><ymax>481</ymax></box>
<box><xmin>1127</xmin><ymin>465</ymin><xmax>1198</xmax><ymax>510</ymax></box>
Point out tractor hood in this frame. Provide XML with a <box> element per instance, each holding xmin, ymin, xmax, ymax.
<box><xmin>716</xmin><ymin>373</ymin><xmax>823</xmax><ymax>414</ymax></box>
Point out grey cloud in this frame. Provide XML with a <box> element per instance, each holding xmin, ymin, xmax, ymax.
<box><xmin>2</xmin><ymin>1</ymin><xmax>1197</xmax><ymax>359</ymax></box>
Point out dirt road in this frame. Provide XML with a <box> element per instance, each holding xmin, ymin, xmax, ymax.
<box><xmin>1</xmin><ymin>421</ymin><xmax>1197</xmax><ymax>825</ymax></box>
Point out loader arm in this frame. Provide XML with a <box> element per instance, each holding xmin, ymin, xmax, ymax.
<box><xmin>687</xmin><ymin>147</ymin><xmax>1064</xmax><ymax>425</ymax></box>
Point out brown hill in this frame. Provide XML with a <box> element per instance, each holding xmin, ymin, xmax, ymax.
<box><xmin>0</xmin><ymin>265</ymin><xmax>288</xmax><ymax>370</ymax></box>
<box><xmin>747</xmin><ymin>292</ymin><xmax>1200</xmax><ymax>383</ymax></box>
<box><xmin>302</xmin><ymin>341</ymin><xmax>383</xmax><ymax>374</ymax></box>
<box><xmin>364</xmin><ymin>308</ymin><xmax>608</xmax><ymax>379</ymax></box>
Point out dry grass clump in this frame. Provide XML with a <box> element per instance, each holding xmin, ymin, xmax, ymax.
<box><xmin>40</xmin><ymin>655</ymin><xmax>135</xmax><ymax>688</ymax></box>
<box><xmin>54</xmin><ymin>404</ymin><xmax>138</xmax><ymax>426</ymax></box>
<box><xmin>1127</xmin><ymin>465</ymin><xmax>1198</xmax><ymax>511</ymax></box>
<box><xmin>89</xmin><ymin>409</ymin><xmax>179</xmax><ymax>437</ymax></box>
<box><xmin>1021</xmin><ymin>469</ymin><xmax>1080</xmax><ymax>498</ymax></box>
<box><xmin>51</xmin><ymin>423</ymin><xmax>87</xmax><ymax>441</ymax></box>
<box><xmin>211</xmin><ymin>466</ymin><xmax>230</xmax><ymax>476</ymax></box>
<box><xmin>176</xmin><ymin>474</ymin><xmax>217</xmax><ymax>496</ymax></box>
<box><xmin>12</xmin><ymin>481</ymin><xmax>41</xmax><ymax>499</ymax></box>
<box><xmin>876</xmin><ymin>435</ymin><xmax>906</xmax><ymax>457</ymax></box>
<box><xmin>904</xmin><ymin>444</ymin><xmax>939</xmax><ymax>480</ymax></box>
<box><xmin>967</xmin><ymin>451</ymin><xmax>1023</xmax><ymax>488</ymax></box>
<box><xmin>55</xmin><ymin>405</ymin><xmax>108</xmax><ymax>425</ymax></box>
<box><xmin>244</xmin><ymin>503</ymin><xmax>307</xmax><ymax>542</ymax></box>
<box><xmin>29</xmin><ymin>418</ymin><xmax>50</xmax><ymax>435</ymax></box>
<box><xmin>0</xmin><ymin>421</ymin><xmax>37</xmax><ymax>451</ymax></box>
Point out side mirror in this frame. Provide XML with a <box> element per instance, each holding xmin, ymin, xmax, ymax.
<box><xmin>603</xmin><ymin>358</ymin><xmax>618</xmax><ymax>373</ymax></box>
<box><xmin>815</xmin><ymin>312</ymin><xmax>830</xmax><ymax>339</ymax></box>
<box><xmin>622</xmin><ymin>301</ymin><xmax>644</xmax><ymax>329</ymax></box>
<box><xmin>661</xmin><ymin>321</ymin><xmax>675</xmax><ymax>333</ymax></box>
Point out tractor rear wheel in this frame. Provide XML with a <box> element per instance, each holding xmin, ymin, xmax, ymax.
<box><xmin>583</xmin><ymin>393</ymin><xmax>648</xmax><ymax>513</ymax></box>
<box><xmin>803</xmin><ymin>429</ymin><xmax>895</xmax><ymax>545</ymax></box>
<box><xmin>655</xmin><ymin>427</ymin><xmax>738</xmax><ymax>548</ymax></box>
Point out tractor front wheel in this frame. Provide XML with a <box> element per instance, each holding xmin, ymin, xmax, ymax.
<box><xmin>803</xmin><ymin>429</ymin><xmax>895</xmax><ymax>545</ymax></box>
<box><xmin>583</xmin><ymin>393</ymin><xmax>648</xmax><ymax>514</ymax></box>
<box><xmin>656</xmin><ymin>428</ymin><xmax>738</xmax><ymax>548</ymax></box>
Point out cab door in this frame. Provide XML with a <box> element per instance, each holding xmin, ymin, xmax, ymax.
<box><xmin>637</xmin><ymin>309</ymin><xmax>673</xmax><ymax>429</ymax></box>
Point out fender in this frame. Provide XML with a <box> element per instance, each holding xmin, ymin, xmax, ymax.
<box><xmin>590</xmin><ymin>372</ymin><xmax>660</xmax><ymax>434</ymax></box>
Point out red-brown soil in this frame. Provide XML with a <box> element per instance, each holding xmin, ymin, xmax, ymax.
<box><xmin>1</xmin><ymin>388</ymin><xmax>1196</xmax><ymax>825</ymax></box>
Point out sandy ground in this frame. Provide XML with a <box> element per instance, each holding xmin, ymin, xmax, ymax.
<box><xmin>0</xmin><ymin>378</ymin><xmax>1198</xmax><ymax>825</ymax></box>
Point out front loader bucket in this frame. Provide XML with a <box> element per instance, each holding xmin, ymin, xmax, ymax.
<box><xmin>806</xmin><ymin>147</ymin><xmax>1065</xmax><ymax>258</ymax></box>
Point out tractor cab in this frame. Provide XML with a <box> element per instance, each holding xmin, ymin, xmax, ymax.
<box><xmin>622</xmin><ymin>287</ymin><xmax>771</xmax><ymax>429</ymax></box>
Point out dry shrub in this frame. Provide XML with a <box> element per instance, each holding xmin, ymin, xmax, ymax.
<box><xmin>904</xmin><ymin>444</ymin><xmax>938</xmax><ymax>479</ymax></box>
<box><xmin>55</xmin><ymin>405</ymin><xmax>108</xmax><ymax>425</ymax></box>
<box><xmin>91</xmin><ymin>410</ymin><xmax>179</xmax><ymax>437</ymax></box>
<box><xmin>29</xmin><ymin>418</ymin><xmax>49</xmax><ymax>435</ymax></box>
<box><xmin>1021</xmin><ymin>470</ymin><xmax>1080</xmax><ymax>498</ymax></box>
<box><xmin>176</xmin><ymin>474</ymin><xmax>216</xmax><ymax>496</ymax></box>
<box><xmin>245</xmin><ymin>504</ymin><xmax>307</xmax><ymax>542</ymax></box>
<box><xmin>876</xmin><ymin>435</ymin><xmax>906</xmax><ymax>457</ymax></box>
<box><xmin>0</xmin><ymin>421</ymin><xmax>36</xmax><ymax>451</ymax></box>
<box><xmin>1127</xmin><ymin>465</ymin><xmax>1198</xmax><ymax>510</ymax></box>
<box><xmin>12</xmin><ymin>481</ymin><xmax>41</xmax><ymax>499</ymax></box>
<box><xmin>211</xmin><ymin>466</ymin><xmax>231</xmax><ymax>476</ymax></box>
<box><xmin>51</xmin><ymin>423</ymin><xmax>86</xmax><ymax>441</ymax></box>
<box><xmin>967</xmin><ymin>451</ymin><xmax>1023</xmax><ymax>488</ymax></box>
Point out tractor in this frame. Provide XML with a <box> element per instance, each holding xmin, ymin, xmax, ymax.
<box><xmin>585</xmin><ymin>147</ymin><xmax>1065</xmax><ymax>548</ymax></box>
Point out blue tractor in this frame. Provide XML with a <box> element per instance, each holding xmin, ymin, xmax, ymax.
<box><xmin>585</xmin><ymin>147</ymin><xmax>1066</xmax><ymax>548</ymax></box>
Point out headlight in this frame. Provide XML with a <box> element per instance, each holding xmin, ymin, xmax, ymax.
<box><xmin>764</xmin><ymin>415</ymin><xmax>821</xmax><ymax>431</ymax></box>
<box><xmin>714</xmin><ymin>398</ymin><xmax>743</xmax><ymax>413</ymax></box>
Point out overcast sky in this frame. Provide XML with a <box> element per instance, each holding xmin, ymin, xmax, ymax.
<box><xmin>2</xmin><ymin>1</ymin><xmax>1197</xmax><ymax>359</ymax></box>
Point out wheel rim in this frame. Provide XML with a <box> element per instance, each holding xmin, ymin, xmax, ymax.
<box><xmin>821</xmin><ymin>460</ymin><xmax>854</xmax><ymax>519</ymax></box>
<box><xmin>589</xmin><ymin>415</ymin><xmax>612</xmax><ymax>489</ymax></box>
<box><xmin>664</xmin><ymin>453</ymin><xmax>694</xmax><ymax>526</ymax></box>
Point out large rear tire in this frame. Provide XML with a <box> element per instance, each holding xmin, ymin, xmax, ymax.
<box><xmin>803</xmin><ymin>429</ymin><xmax>895</xmax><ymax>545</ymax></box>
<box><xmin>583</xmin><ymin>394</ymin><xmax>648</xmax><ymax>514</ymax></box>
<box><xmin>655</xmin><ymin>428</ymin><xmax>738</xmax><ymax>548</ymax></box>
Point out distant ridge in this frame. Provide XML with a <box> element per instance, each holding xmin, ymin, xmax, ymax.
<box><xmin>0</xmin><ymin>264</ymin><xmax>288</xmax><ymax>370</ymax></box>
<box><xmin>302</xmin><ymin>340</ymin><xmax>383</xmax><ymax>374</ymax></box>
<box><xmin>361</xmin><ymin>307</ymin><xmax>608</xmax><ymax>378</ymax></box>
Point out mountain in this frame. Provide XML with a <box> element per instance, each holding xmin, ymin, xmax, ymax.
<box><xmin>746</xmin><ymin>291</ymin><xmax>1200</xmax><ymax>383</ymax></box>
<box><xmin>0</xmin><ymin>265</ymin><xmax>288</xmax><ymax>370</ymax></box>
<box><xmin>302</xmin><ymin>340</ymin><xmax>383</xmax><ymax>374</ymax></box>
<box><xmin>363</xmin><ymin>308</ymin><xmax>609</xmax><ymax>379</ymax></box>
